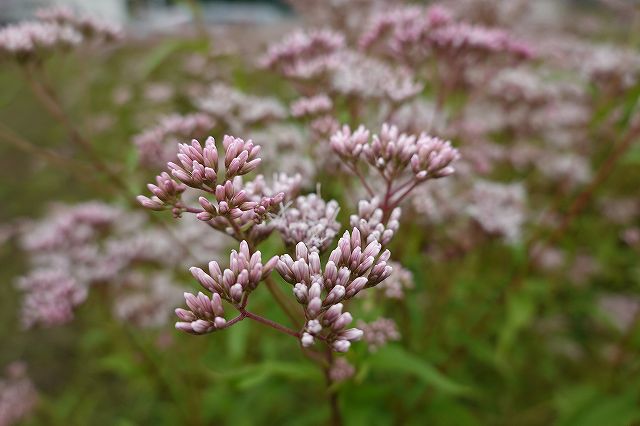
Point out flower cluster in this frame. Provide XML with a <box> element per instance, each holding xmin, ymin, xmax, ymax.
<box><xmin>134</xmin><ymin>113</ymin><xmax>215</xmax><ymax>167</ymax></box>
<box><xmin>328</xmin><ymin>358</ymin><xmax>356</xmax><ymax>383</ymax></box>
<box><xmin>359</xmin><ymin>5</ymin><xmax>452</xmax><ymax>60</ymax></box>
<box><xmin>358</xmin><ymin>318</ymin><xmax>401</xmax><ymax>352</ymax></box>
<box><xmin>260</xmin><ymin>29</ymin><xmax>345</xmax><ymax>80</ymax></box>
<box><xmin>430</xmin><ymin>23</ymin><xmax>532</xmax><ymax>60</ymax></box>
<box><xmin>246</xmin><ymin>124</ymin><xmax>315</xmax><ymax>180</ymax></box>
<box><xmin>113</xmin><ymin>272</ymin><xmax>184</xmax><ymax>329</ymax></box>
<box><xmin>20</xmin><ymin>202</ymin><xmax>129</xmax><ymax>285</ymax></box>
<box><xmin>290</xmin><ymin>94</ymin><xmax>333</xmax><ymax>118</ymax></box>
<box><xmin>330</xmin><ymin>51</ymin><xmax>423</xmax><ymax>103</ymax></box>
<box><xmin>349</xmin><ymin>197</ymin><xmax>401</xmax><ymax>247</ymax></box>
<box><xmin>581</xmin><ymin>44</ymin><xmax>640</xmax><ymax>94</ymax></box>
<box><xmin>36</xmin><ymin>6</ymin><xmax>122</xmax><ymax>42</ymax></box>
<box><xmin>332</xmin><ymin>123</ymin><xmax>459</xmax><ymax>182</ymax></box>
<box><xmin>0</xmin><ymin>21</ymin><xmax>81</xmax><ymax>60</ymax></box>
<box><xmin>275</xmin><ymin>193</ymin><xmax>341</xmax><ymax>253</ymax></box>
<box><xmin>360</xmin><ymin>4</ymin><xmax>530</xmax><ymax>64</ymax></box>
<box><xmin>194</xmin><ymin>84</ymin><xmax>287</xmax><ymax>133</ymax></box>
<box><xmin>17</xmin><ymin>270</ymin><xmax>87</xmax><ymax>329</ymax></box>
<box><xmin>16</xmin><ymin>202</ymin><xmax>218</xmax><ymax>329</ymax></box>
<box><xmin>486</xmin><ymin>67</ymin><xmax>582</xmax><ymax>108</ymax></box>
<box><xmin>377</xmin><ymin>261</ymin><xmax>414</xmax><ymax>299</ymax></box>
<box><xmin>331</xmin><ymin>123</ymin><xmax>460</xmax><ymax>214</ymax></box>
<box><xmin>261</xmin><ymin>29</ymin><xmax>427</xmax><ymax>106</ymax></box>
<box><xmin>0</xmin><ymin>362</ymin><xmax>38</xmax><ymax>426</ymax></box>
<box><xmin>138</xmin><ymin>135</ymin><xmax>298</xmax><ymax>243</ymax></box>
<box><xmin>276</xmin><ymin>228</ymin><xmax>393</xmax><ymax>352</ymax></box>
<box><xmin>411</xmin><ymin>178</ymin><xmax>463</xmax><ymax>226</ymax></box>
<box><xmin>598</xmin><ymin>294</ymin><xmax>640</xmax><ymax>332</ymax></box>
<box><xmin>358</xmin><ymin>3</ymin><xmax>533</xmax><ymax>99</ymax></box>
<box><xmin>176</xmin><ymin>240</ymin><xmax>278</xmax><ymax>334</ymax></box>
<box><xmin>0</xmin><ymin>7</ymin><xmax>121</xmax><ymax>62</ymax></box>
<box><xmin>467</xmin><ymin>180</ymin><xmax>527</xmax><ymax>244</ymax></box>
<box><xmin>536</xmin><ymin>153</ymin><xmax>592</xmax><ymax>191</ymax></box>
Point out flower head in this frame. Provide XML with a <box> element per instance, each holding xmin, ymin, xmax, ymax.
<box><xmin>194</xmin><ymin>83</ymin><xmax>286</xmax><ymax>133</ymax></box>
<box><xmin>36</xmin><ymin>6</ymin><xmax>123</xmax><ymax>41</ymax></box>
<box><xmin>17</xmin><ymin>269</ymin><xmax>87</xmax><ymax>328</ymax></box>
<box><xmin>138</xmin><ymin>135</ymin><xmax>293</xmax><ymax>242</ymax></box>
<box><xmin>261</xmin><ymin>29</ymin><xmax>345</xmax><ymax>79</ymax></box>
<box><xmin>276</xmin><ymin>228</ymin><xmax>393</xmax><ymax>352</ymax></box>
<box><xmin>0</xmin><ymin>21</ymin><xmax>81</xmax><ymax>61</ymax></box>
<box><xmin>0</xmin><ymin>362</ymin><xmax>38</xmax><ymax>426</ymax></box>
<box><xmin>467</xmin><ymin>180</ymin><xmax>527</xmax><ymax>243</ymax></box>
<box><xmin>176</xmin><ymin>240</ymin><xmax>278</xmax><ymax>334</ymax></box>
<box><xmin>358</xmin><ymin>317</ymin><xmax>401</xmax><ymax>352</ymax></box>
<box><xmin>350</xmin><ymin>197</ymin><xmax>401</xmax><ymax>246</ymax></box>
<box><xmin>134</xmin><ymin>113</ymin><xmax>215</xmax><ymax>168</ymax></box>
<box><xmin>328</xmin><ymin>358</ymin><xmax>355</xmax><ymax>382</ymax></box>
<box><xmin>376</xmin><ymin>261</ymin><xmax>414</xmax><ymax>299</ymax></box>
<box><xmin>1</xmin><ymin>7</ymin><xmax>122</xmax><ymax>62</ymax></box>
<box><xmin>276</xmin><ymin>193</ymin><xmax>341</xmax><ymax>253</ymax></box>
<box><xmin>331</xmin><ymin>123</ymin><xmax>460</xmax><ymax>186</ymax></box>
<box><xmin>290</xmin><ymin>94</ymin><xmax>333</xmax><ymax>118</ymax></box>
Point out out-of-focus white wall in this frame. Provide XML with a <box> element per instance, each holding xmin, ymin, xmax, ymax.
<box><xmin>57</xmin><ymin>0</ymin><xmax>128</xmax><ymax>22</ymax></box>
<box><xmin>0</xmin><ymin>0</ymin><xmax>128</xmax><ymax>23</ymax></box>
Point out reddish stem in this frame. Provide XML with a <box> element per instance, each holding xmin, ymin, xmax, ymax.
<box><xmin>342</xmin><ymin>159</ymin><xmax>375</xmax><ymax>197</ymax></box>
<box><xmin>242</xmin><ymin>310</ymin><xmax>301</xmax><ymax>338</ymax></box>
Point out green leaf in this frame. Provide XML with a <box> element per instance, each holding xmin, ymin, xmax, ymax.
<box><xmin>496</xmin><ymin>291</ymin><xmax>536</xmax><ymax>360</ymax></box>
<box><xmin>227</xmin><ymin>319</ymin><xmax>250</xmax><ymax>362</ymax></box>
<box><xmin>622</xmin><ymin>144</ymin><xmax>640</xmax><ymax>166</ymax></box>
<box><xmin>209</xmin><ymin>361</ymin><xmax>323</xmax><ymax>389</ymax></box>
<box><xmin>556</xmin><ymin>386</ymin><xmax>640</xmax><ymax>426</ymax></box>
<box><xmin>427</xmin><ymin>394</ymin><xmax>482</xmax><ymax>426</ymax></box>
<box><xmin>98</xmin><ymin>353</ymin><xmax>140</xmax><ymax>378</ymax></box>
<box><xmin>367</xmin><ymin>345</ymin><xmax>474</xmax><ymax>396</ymax></box>
<box><xmin>138</xmin><ymin>40</ymin><xmax>186</xmax><ymax>80</ymax></box>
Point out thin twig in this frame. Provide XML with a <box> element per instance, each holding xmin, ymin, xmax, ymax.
<box><xmin>21</xmin><ymin>63</ymin><xmax>202</xmax><ymax>261</ymax></box>
<box><xmin>263</xmin><ymin>275</ymin><xmax>304</xmax><ymax>328</ymax></box>
<box><xmin>0</xmin><ymin>121</ymin><xmax>97</xmax><ymax>180</ymax></box>
<box><xmin>242</xmin><ymin>310</ymin><xmax>301</xmax><ymax>338</ymax></box>
<box><xmin>22</xmin><ymin>63</ymin><xmax>130</xmax><ymax>194</ymax></box>
<box><xmin>342</xmin><ymin>159</ymin><xmax>375</xmax><ymax>197</ymax></box>
<box><xmin>389</xmin><ymin>180</ymin><xmax>420</xmax><ymax>209</ymax></box>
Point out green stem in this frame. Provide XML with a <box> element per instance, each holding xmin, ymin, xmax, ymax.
<box><xmin>324</xmin><ymin>348</ymin><xmax>343</xmax><ymax>426</ymax></box>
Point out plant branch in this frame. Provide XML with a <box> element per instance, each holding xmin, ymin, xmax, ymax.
<box><xmin>263</xmin><ymin>275</ymin><xmax>304</xmax><ymax>328</ymax></box>
<box><xmin>22</xmin><ymin>63</ymin><xmax>131</xmax><ymax>194</ymax></box>
<box><xmin>389</xmin><ymin>179</ymin><xmax>420</xmax><ymax>209</ymax></box>
<box><xmin>21</xmin><ymin>63</ymin><xmax>211</xmax><ymax>262</ymax></box>
<box><xmin>242</xmin><ymin>310</ymin><xmax>301</xmax><ymax>338</ymax></box>
<box><xmin>0</xmin><ymin>121</ymin><xmax>95</xmax><ymax>178</ymax></box>
<box><xmin>342</xmin><ymin>159</ymin><xmax>375</xmax><ymax>197</ymax></box>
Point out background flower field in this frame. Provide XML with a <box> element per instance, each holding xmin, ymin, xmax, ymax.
<box><xmin>1</xmin><ymin>1</ymin><xmax>640</xmax><ymax>425</ymax></box>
